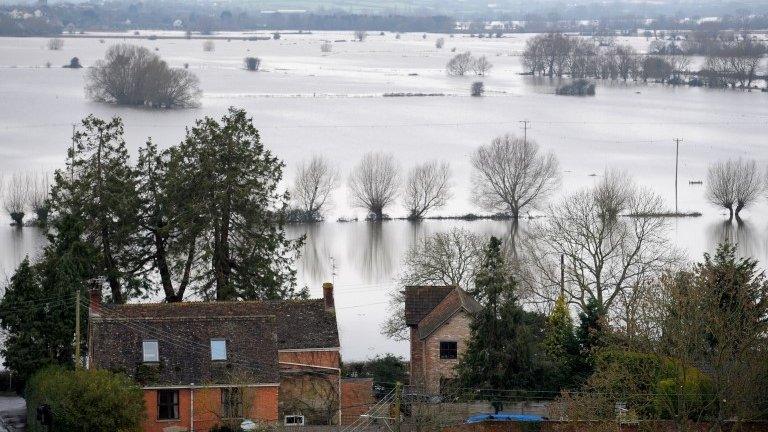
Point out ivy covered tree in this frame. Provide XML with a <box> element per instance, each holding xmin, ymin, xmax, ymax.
<box><xmin>455</xmin><ymin>237</ymin><xmax>546</xmax><ymax>402</ymax></box>
<box><xmin>165</xmin><ymin>108</ymin><xmax>306</xmax><ymax>300</ymax></box>
<box><xmin>543</xmin><ymin>293</ymin><xmax>581</xmax><ymax>390</ymax></box>
<box><xmin>48</xmin><ymin>116</ymin><xmax>141</xmax><ymax>303</ymax></box>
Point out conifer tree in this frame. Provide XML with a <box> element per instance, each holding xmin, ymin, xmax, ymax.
<box><xmin>543</xmin><ymin>293</ymin><xmax>580</xmax><ymax>390</ymax></box>
<box><xmin>455</xmin><ymin>237</ymin><xmax>546</xmax><ymax>401</ymax></box>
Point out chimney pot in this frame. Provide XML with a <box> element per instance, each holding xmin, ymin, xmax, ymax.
<box><xmin>322</xmin><ymin>282</ymin><xmax>334</xmax><ymax>310</ymax></box>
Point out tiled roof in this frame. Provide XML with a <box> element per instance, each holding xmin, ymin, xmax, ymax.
<box><xmin>98</xmin><ymin>299</ymin><xmax>340</xmax><ymax>350</ymax></box>
<box><xmin>90</xmin><ymin>314</ymin><xmax>279</xmax><ymax>386</ymax></box>
<box><xmin>416</xmin><ymin>288</ymin><xmax>482</xmax><ymax>340</ymax></box>
<box><xmin>89</xmin><ymin>299</ymin><xmax>340</xmax><ymax>387</ymax></box>
<box><xmin>404</xmin><ymin>286</ymin><xmax>455</xmax><ymax>326</ymax></box>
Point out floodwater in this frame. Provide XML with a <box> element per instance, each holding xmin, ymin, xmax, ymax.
<box><xmin>1</xmin><ymin>31</ymin><xmax>767</xmax><ymax>359</ymax></box>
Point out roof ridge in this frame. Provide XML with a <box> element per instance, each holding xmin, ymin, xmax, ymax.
<box><xmin>107</xmin><ymin>298</ymin><xmax>324</xmax><ymax>307</ymax></box>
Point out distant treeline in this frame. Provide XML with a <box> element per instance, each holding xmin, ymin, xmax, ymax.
<box><xmin>0</xmin><ymin>2</ymin><xmax>454</xmax><ymax>35</ymax></box>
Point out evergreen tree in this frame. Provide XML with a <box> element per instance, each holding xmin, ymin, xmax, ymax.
<box><xmin>166</xmin><ymin>108</ymin><xmax>306</xmax><ymax>300</ymax></box>
<box><xmin>48</xmin><ymin>116</ymin><xmax>141</xmax><ymax>303</ymax></box>
<box><xmin>455</xmin><ymin>237</ymin><xmax>546</xmax><ymax>400</ymax></box>
<box><xmin>574</xmin><ymin>297</ymin><xmax>608</xmax><ymax>381</ymax></box>
<box><xmin>543</xmin><ymin>293</ymin><xmax>580</xmax><ymax>390</ymax></box>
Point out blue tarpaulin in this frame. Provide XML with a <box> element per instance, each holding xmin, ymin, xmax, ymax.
<box><xmin>465</xmin><ymin>413</ymin><xmax>543</xmax><ymax>424</ymax></box>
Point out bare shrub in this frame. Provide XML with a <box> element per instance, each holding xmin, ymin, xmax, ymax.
<box><xmin>86</xmin><ymin>44</ymin><xmax>201</xmax><ymax>108</ymax></box>
<box><xmin>4</xmin><ymin>173</ymin><xmax>31</xmax><ymax>226</ymax></box>
<box><xmin>348</xmin><ymin>152</ymin><xmax>400</xmax><ymax>220</ymax></box>
<box><xmin>354</xmin><ymin>30</ymin><xmax>367</xmax><ymax>42</ymax></box>
<box><xmin>291</xmin><ymin>155</ymin><xmax>339</xmax><ymax>222</ymax></box>
<box><xmin>244</xmin><ymin>56</ymin><xmax>261</xmax><ymax>71</ymax></box>
<box><xmin>435</xmin><ymin>37</ymin><xmax>445</xmax><ymax>49</ymax></box>
<box><xmin>446</xmin><ymin>52</ymin><xmax>474</xmax><ymax>76</ymax></box>
<box><xmin>706</xmin><ymin>158</ymin><xmax>764</xmax><ymax>219</ymax></box>
<box><xmin>473</xmin><ymin>55</ymin><xmax>493</xmax><ymax>76</ymax></box>
<box><xmin>403</xmin><ymin>160</ymin><xmax>451</xmax><ymax>219</ymax></box>
<box><xmin>471</xmin><ymin>134</ymin><xmax>560</xmax><ymax>218</ymax></box>
<box><xmin>202</xmin><ymin>40</ymin><xmax>215</xmax><ymax>52</ymax></box>
<box><xmin>47</xmin><ymin>38</ymin><xmax>64</xmax><ymax>50</ymax></box>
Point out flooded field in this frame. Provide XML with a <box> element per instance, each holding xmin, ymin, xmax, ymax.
<box><xmin>1</xmin><ymin>31</ymin><xmax>767</xmax><ymax>359</ymax></box>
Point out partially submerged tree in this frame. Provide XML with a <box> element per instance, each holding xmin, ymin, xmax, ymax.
<box><xmin>471</xmin><ymin>134</ymin><xmax>560</xmax><ymax>218</ymax></box>
<box><xmin>473</xmin><ymin>55</ymin><xmax>493</xmax><ymax>76</ymax></box>
<box><xmin>202</xmin><ymin>39</ymin><xmax>215</xmax><ymax>52</ymax></box>
<box><xmin>382</xmin><ymin>228</ymin><xmax>483</xmax><ymax>340</ymax></box>
<box><xmin>320</xmin><ymin>41</ymin><xmax>332</xmax><ymax>53</ymax></box>
<box><xmin>86</xmin><ymin>44</ymin><xmax>201</xmax><ymax>108</ymax></box>
<box><xmin>46</xmin><ymin>38</ymin><xmax>63</xmax><ymax>50</ymax></box>
<box><xmin>435</xmin><ymin>37</ymin><xmax>445</xmax><ymax>49</ymax></box>
<box><xmin>446</xmin><ymin>52</ymin><xmax>474</xmax><ymax>76</ymax></box>
<box><xmin>244</xmin><ymin>56</ymin><xmax>261</xmax><ymax>71</ymax></box>
<box><xmin>29</xmin><ymin>172</ymin><xmax>51</xmax><ymax>225</ymax></box>
<box><xmin>4</xmin><ymin>172</ymin><xmax>30</xmax><ymax>226</ymax></box>
<box><xmin>403</xmin><ymin>160</ymin><xmax>451</xmax><ymax>219</ymax></box>
<box><xmin>347</xmin><ymin>152</ymin><xmax>400</xmax><ymax>220</ymax></box>
<box><xmin>706</xmin><ymin>158</ymin><xmax>763</xmax><ymax>219</ymax></box>
<box><xmin>291</xmin><ymin>155</ymin><xmax>339</xmax><ymax>222</ymax></box>
<box><xmin>471</xmin><ymin>81</ymin><xmax>484</xmax><ymax>96</ymax></box>
<box><xmin>354</xmin><ymin>30</ymin><xmax>367</xmax><ymax>42</ymax></box>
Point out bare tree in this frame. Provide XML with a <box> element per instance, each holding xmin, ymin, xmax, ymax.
<box><xmin>86</xmin><ymin>44</ymin><xmax>201</xmax><ymax>108</ymax></box>
<box><xmin>471</xmin><ymin>134</ymin><xmax>560</xmax><ymax>218</ymax></box>
<box><xmin>593</xmin><ymin>169</ymin><xmax>634</xmax><ymax>219</ymax></box>
<box><xmin>47</xmin><ymin>38</ymin><xmax>64</xmax><ymax>50</ymax></box>
<box><xmin>320</xmin><ymin>41</ymin><xmax>332</xmax><ymax>53</ymax></box>
<box><xmin>446</xmin><ymin>52</ymin><xmax>474</xmax><ymax>76</ymax></box>
<box><xmin>435</xmin><ymin>37</ymin><xmax>445</xmax><ymax>49</ymax></box>
<box><xmin>202</xmin><ymin>40</ymin><xmax>215</xmax><ymax>52</ymax></box>
<box><xmin>291</xmin><ymin>155</ymin><xmax>339</xmax><ymax>222</ymax></box>
<box><xmin>706</xmin><ymin>158</ymin><xmax>764</xmax><ymax>220</ymax></box>
<box><xmin>4</xmin><ymin>173</ymin><xmax>31</xmax><ymax>226</ymax></box>
<box><xmin>244</xmin><ymin>56</ymin><xmax>261</xmax><ymax>71</ymax></box>
<box><xmin>403</xmin><ymin>161</ymin><xmax>451</xmax><ymax>220</ymax></box>
<box><xmin>348</xmin><ymin>152</ymin><xmax>400</xmax><ymax>220</ymax></box>
<box><xmin>520</xmin><ymin>179</ymin><xmax>678</xmax><ymax>317</ymax></box>
<box><xmin>354</xmin><ymin>30</ymin><xmax>367</xmax><ymax>42</ymax></box>
<box><xmin>29</xmin><ymin>172</ymin><xmax>51</xmax><ymax>225</ymax></box>
<box><xmin>472</xmin><ymin>55</ymin><xmax>493</xmax><ymax>76</ymax></box>
<box><xmin>382</xmin><ymin>228</ymin><xmax>484</xmax><ymax>340</ymax></box>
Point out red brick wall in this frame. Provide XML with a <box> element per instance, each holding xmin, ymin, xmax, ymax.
<box><xmin>340</xmin><ymin>378</ymin><xmax>374</xmax><ymax>425</ymax></box>
<box><xmin>279</xmin><ymin>350</ymin><xmax>341</xmax><ymax>369</ymax></box>
<box><xmin>141</xmin><ymin>386</ymin><xmax>278</xmax><ymax>432</ymax></box>
<box><xmin>410</xmin><ymin>327</ymin><xmax>425</xmax><ymax>387</ymax></box>
<box><xmin>422</xmin><ymin>312</ymin><xmax>472</xmax><ymax>394</ymax></box>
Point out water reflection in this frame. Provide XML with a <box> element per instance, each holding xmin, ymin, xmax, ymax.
<box><xmin>707</xmin><ymin>217</ymin><xmax>764</xmax><ymax>260</ymax></box>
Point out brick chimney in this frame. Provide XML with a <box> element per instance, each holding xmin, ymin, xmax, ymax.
<box><xmin>322</xmin><ymin>282</ymin><xmax>335</xmax><ymax>310</ymax></box>
<box><xmin>88</xmin><ymin>277</ymin><xmax>105</xmax><ymax>317</ymax></box>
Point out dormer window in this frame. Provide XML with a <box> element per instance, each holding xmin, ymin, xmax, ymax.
<box><xmin>142</xmin><ymin>340</ymin><xmax>159</xmax><ymax>363</ymax></box>
<box><xmin>211</xmin><ymin>338</ymin><xmax>227</xmax><ymax>361</ymax></box>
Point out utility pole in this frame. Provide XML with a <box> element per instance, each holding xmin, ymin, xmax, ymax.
<box><xmin>519</xmin><ymin>120</ymin><xmax>531</xmax><ymax>144</ymax></box>
<box><xmin>70</xmin><ymin>123</ymin><xmax>76</xmax><ymax>181</ymax></box>
<box><xmin>74</xmin><ymin>289</ymin><xmax>81</xmax><ymax>368</ymax></box>
<box><xmin>673</xmin><ymin>138</ymin><xmax>682</xmax><ymax>214</ymax></box>
<box><xmin>560</xmin><ymin>254</ymin><xmax>565</xmax><ymax>296</ymax></box>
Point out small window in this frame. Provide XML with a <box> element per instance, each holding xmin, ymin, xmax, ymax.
<box><xmin>284</xmin><ymin>415</ymin><xmax>305</xmax><ymax>426</ymax></box>
<box><xmin>157</xmin><ymin>390</ymin><xmax>179</xmax><ymax>420</ymax></box>
<box><xmin>143</xmin><ymin>340</ymin><xmax>159</xmax><ymax>363</ymax></box>
<box><xmin>439</xmin><ymin>341</ymin><xmax>458</xmax><ymax>359</ymax></box>
<box><xmin>211</xmin><ymin>339</ymin><xmax>227</xmax><ymax>361</ymax></box>
<box><xmin>221</xmin><ymin>387</ymin><xmax>243</xmax><ymax>419</ymax></box>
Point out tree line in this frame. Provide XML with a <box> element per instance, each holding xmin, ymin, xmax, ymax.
<box><xmin>523</xmin><ymin>32</ymin><xmax>768</xmax><ymax>88</ymax></box>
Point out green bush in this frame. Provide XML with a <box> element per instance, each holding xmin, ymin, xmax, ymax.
<box><xmin>655</xmin><ymin>365</ymin><xmax>716</xmax><ymax>419</ymax></box>
<box><xmin>26</xmin><ymin>366</ymin><xmax>145</xmax><ymax>432</ymax></box>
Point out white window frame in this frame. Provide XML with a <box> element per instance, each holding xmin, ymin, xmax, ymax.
<box><xmin>210</xmin><ymin>338</ymin><xmax>227</xmax><ymax>361</ymax></box>
<box><xmin>284</xmin><ymin>415</ymin><xmax>305</xmax><ymax>426</ymax></box>
<box><xmin>142</xmin><ymin>339</ymin><xmax>159</xmax><ymax>363</ymax></box>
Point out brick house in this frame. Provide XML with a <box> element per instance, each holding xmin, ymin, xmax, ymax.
<box><xmin>88</xmin><ymin>282</ymin><xmax>372</xmax><ymax>432</ymax></box>
<box><xmin>404</xmin><ymin>286</ymin><xmax>482</xmax><ymax>395</ymax></box>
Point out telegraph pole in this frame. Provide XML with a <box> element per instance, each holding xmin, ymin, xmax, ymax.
<box><xmin>519</xmin><ymin>120</ymin><xmax>531</xmax><ymax>144</ymax></box>
<box><xmin>673</xmin><ymin>138</ymin><xmax>682</xmax><ymax>214</ymax></box>
<box><xmin>74</xmin><ymin>289</ymin><xmax>81</xmax><ymax>368</ymax></box>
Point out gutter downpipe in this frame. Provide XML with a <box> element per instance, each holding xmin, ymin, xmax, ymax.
<box><xmin>190</xmin><ymin>384</ymin><xmax>195</xmax><ymax>432</ymax></box>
